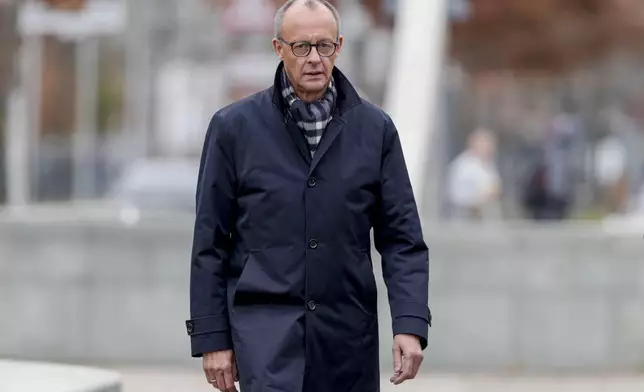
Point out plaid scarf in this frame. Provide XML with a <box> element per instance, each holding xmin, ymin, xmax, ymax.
<box><xmin>281</xmin><ymin>69</ymin><xmax>337</xmax><ymax>157</ymax></box>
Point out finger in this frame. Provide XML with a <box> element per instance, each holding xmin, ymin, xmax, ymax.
<box><xmin>204</xmin><ymin>371</ymin><xmax>217</xmax><ymax>387</ymax></box>
<box><xmin>223</xmin><ymin>367</ymin><xmax>238</xmax><ymax>392</ymax></box>
<box><xmin>392</xmin><ymin>358</ymin><xmax>409</xmax><ymax>384</ymax></box>
<box><xmin>406</xmin><ymin>353</ymin><xmax>423</xmax><ymax>382</ymax></box>
<box><xmin>411</xmin><ymin>353</ymin><xmax>424</xmax><ymax>378</ymax></box>
<box><xmin>203</xmin><ymin>361</ymin><xmax>217</xmax><ymax>387</ymax></box>
<box><xmin>215</xmin><ymin>371</ymin><xmax>226</xmax><ymax>391</ymax></box>
<box><xmin>206</xmin><ymin>372</ymin><xmax>218</xmax><ymax>389</ymax></box>
<box><xmin>393</xmin><ymin>353</ymin><xmax>414</xmax><ymax>385</ymax></box>
<box><xmin>391</xmin><ymin>345</ymin><xmax>402</xmax><ymax>381</ymax></box>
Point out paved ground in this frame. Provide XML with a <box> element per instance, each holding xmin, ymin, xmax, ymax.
<box><xmin>113</xmin><ymin>367</ymin><xmax>644</xmax><ymax>392</ymax></box>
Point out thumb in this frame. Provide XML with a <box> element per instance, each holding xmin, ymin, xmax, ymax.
<box><xmin>392</xmin><ymin>343</ymin><xmax>402</xmax><ymax>373</ymax></box>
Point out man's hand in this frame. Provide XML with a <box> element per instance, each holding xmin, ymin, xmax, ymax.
<box><xmin>390</xmin><ymin>334</ymin><xmax>423</xmax><ymax>385</ymax></box>
<box><xmin>203</xmin><ymin>349</ymin><xmax>238</xmax><ymax>391</ymax></box>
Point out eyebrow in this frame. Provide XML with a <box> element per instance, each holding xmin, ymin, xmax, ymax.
<box><xmin>283</xmin><ymin>36</ymin><xmax>337</xmax><ymax>42</ymax></box>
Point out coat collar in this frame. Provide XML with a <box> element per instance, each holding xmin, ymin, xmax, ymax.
<box><xmin>270</xmin><ymin>61</ymin><xmax>361</xmax><ymax>117</ymax></box>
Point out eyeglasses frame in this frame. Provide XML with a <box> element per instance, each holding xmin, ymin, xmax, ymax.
<box><xmin>277</xmin><ymin>37</ymin><xmax>340</xmax><ymax>58</ymax></box>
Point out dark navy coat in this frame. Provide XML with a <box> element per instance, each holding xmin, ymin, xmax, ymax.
<box><xmin>187</xmin><ymin>62</ymin><xmax>431</xmax><ymax>392</ymax></box>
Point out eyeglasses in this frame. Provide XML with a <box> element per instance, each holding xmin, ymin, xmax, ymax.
<box><xmin>278</xmin><ymin>38</ymin><xmax>338</xmax><ymax>57</ymax></box>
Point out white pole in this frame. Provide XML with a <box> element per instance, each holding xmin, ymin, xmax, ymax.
<box><xmin>383</xmin><ymin>0</ymin><xmax>447</xmax><ymax>218</ymax></box>
<box><xmin>5</xmin><ymin>33</ymin><xmax>42</xmax><ymax>209</ymax></box>
<box><xmin>5</xmin><ymin>89</ymin><xmax>29</xmax><ymax>209</ymax></box>
<box><xmin>124</xmin><ymin>0</ymin><xmax>152</xmax><ymax>161</ymax></box>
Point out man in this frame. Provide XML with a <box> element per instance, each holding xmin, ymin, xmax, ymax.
<box><xmin>446</xmin><ymin>128</ymin><xmax>501</xmax><ymax>221</ymax></box>
<box><xmin>186</xmin><ymin>1</ymin><xmax>431</xmax><ymax>391</ymax></box>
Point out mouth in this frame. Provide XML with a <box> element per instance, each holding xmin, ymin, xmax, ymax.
<box><xmin>304</xmin><ymin>71</ymin><xmax>324</xmax><ymax>77</ymax></box>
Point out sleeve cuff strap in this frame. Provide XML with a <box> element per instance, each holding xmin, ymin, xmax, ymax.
<box><xmin>185</xmin><ymin>314</ymin><xmax>230</xmax><ymax>336</ymax></box>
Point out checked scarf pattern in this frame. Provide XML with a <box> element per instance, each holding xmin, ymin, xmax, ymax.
<box><xmin>281</xmin><ymin>69</ymin><xmax>337</xmax><ymax>157</ymax></box>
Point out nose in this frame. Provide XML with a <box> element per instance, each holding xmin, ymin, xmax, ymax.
<box><xmin>307</xmin><ymin>48</ymin><xmax>321</xmax><ymax>63</ymax></box>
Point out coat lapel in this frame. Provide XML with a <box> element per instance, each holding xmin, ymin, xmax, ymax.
<box><xmin>305</xmin><ymin>66</ymin><xmax>361</xmax><ymax>174</ymax></box>
<box><xmin>286</xmin><ymin>117</ymin><xmax>312</xmax><ymax>165</ymax></box>
<box><xmin>308</xmin><ymin>116</ymin><xmax>345</xmax><ymax>175</ymax></box>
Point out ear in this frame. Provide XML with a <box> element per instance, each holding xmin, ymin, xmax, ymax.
<box><xmin>272</xmin><ymin>38</ymin><xmax>284</xmax><ymax>60</ymax></box>
<box><xmin>335</xmin><ymin>35</ymin><xmax>344</xmax><ymax>56</ymax></box>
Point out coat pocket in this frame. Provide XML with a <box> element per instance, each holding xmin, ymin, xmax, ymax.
<box><xmin>230</xmin><ymin>249</ymin><xmax>304</xmax><ymax>318</ymax></box>
<box><xmin>356</xmin><ymin>251</ymin><xmax>378</xmax><ymax>317</ymax></box>
<box><xmin>230</xmin><ymin>251</ymin><xmax>258</xmax><ymax>314</ymax></box>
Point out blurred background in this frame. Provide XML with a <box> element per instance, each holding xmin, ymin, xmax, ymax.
<box><xmin>0</xmin><ymin>0</ymin><xmax>643</xmax><ymax>391</ymax></box>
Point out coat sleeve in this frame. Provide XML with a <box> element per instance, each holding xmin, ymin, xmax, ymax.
<box><xmin>186</xmin><ymin>112</ymin><xmax>237</xmax><ymax>357</ymax></box>
<box><xmin>374</xmin><ymin>114</ymin><xmax>431</xmax><ymax>350</ymax></box>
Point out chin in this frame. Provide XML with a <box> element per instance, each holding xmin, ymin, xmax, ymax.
<box><xmin>302</xmin><ymin>80</ymin><xmax>328</xmax><ymax>92</ymax></box>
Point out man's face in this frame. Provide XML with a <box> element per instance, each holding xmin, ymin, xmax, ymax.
<box><xmin>472</xmin><ymin>134</ymin><xmax>496</xmax><ymax>161</ymax></box>
<box><xmin>272</xmin><ymin>3</ymin><xmax>343</xmax><ymax>101</ymax></box>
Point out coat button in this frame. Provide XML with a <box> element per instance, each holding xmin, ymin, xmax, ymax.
<box><xmin>186</xmin><ymin>321</ymin><xmax>194</xmax><ymax>334</ymax></box>
<box><xmin>308</xmin><ymin>239</ymin><xmax>318</xmax><ymax>249</ymax></box>
<box><xmin>307</xmin><ymin>301</ymin><xmax>317</xmax><ymax>311</ymax></box>
<box><xmin>307</xmin><ymin>177</ymin><xmax>316</xmax><ymax>187</ymax></box>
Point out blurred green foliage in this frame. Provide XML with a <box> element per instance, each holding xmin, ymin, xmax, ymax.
<box><xmin>96</xmin><ymin>40</ymin><xmax>124</xmax><ymax>134</ymax></box>
<box><xmin>97</xmin><ymin>69</ymin><xmax>123</xmax><ymax>134</ymax></box>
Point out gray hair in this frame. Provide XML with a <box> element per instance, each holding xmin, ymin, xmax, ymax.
<box><xmin>274</xmin><ymin>0</ymin><xmax>341</xmax><ymax>39</ymax></box>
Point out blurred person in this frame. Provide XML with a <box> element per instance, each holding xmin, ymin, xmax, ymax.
<box><xmin>634</xmin><ymin>182</ymin><xmax>644</xmax><ymax>215</ymax></box>
<box><xmin>606</xmin><ymin>102</ymin><xmax>644</xmax><ymax>211</ymax></box>
<box><xmin>593</xmin><ymin>129</ymin><xmax>628</xmax><ymax>214</ymax></box>
<box><xmin>446</xmin><ymin>128</ymin><xmax>501</xmax><ymax>221</ymax></box>
<box><xmin>546</xmin><ymin>103</ymin><xmax>585</xmax><ymax>218</ymax></box>
<box><xmin>521</xmin><ymin>151</ymin><xmax>549</xmax><ymax>221</ymax></box>
<box><xmin>186</xmin><ymin>1</ymin><xmax>431</xmax><ymax>392</ymax></box>
<box><xmin>523</xmin><ymin>104</ymin><xmax>583</xmax><ymax>220</ymax></box>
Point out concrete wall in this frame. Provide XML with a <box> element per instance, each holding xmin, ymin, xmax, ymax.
<box><xmin>0</xmin><ymin>360</ymin><xmax>121</xmax><ymax>392</ymax></box>
<box><xmin>421</xmin><ymin>223</ymin><xmax>644</xmax><ymax>372</ymax></box>
<box><xmin>1</xmin><ymin>215</ymin><xmax>643</xmax><ymax>372</ymax></box>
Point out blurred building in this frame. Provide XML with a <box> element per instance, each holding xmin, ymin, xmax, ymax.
<box><xmin>443</xmin><ymin>0</ymin><xmax>644</xmax><ymax>219</ymax></box>
<box><xmin>3</xmin><ymin>0</ymin><xmax>644</xmax><ymax>220</ymax></box>
<box><xmin>0</xmin><ymin>0</ymin><xmax>401</xmax><ymax>207</ymax></box>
